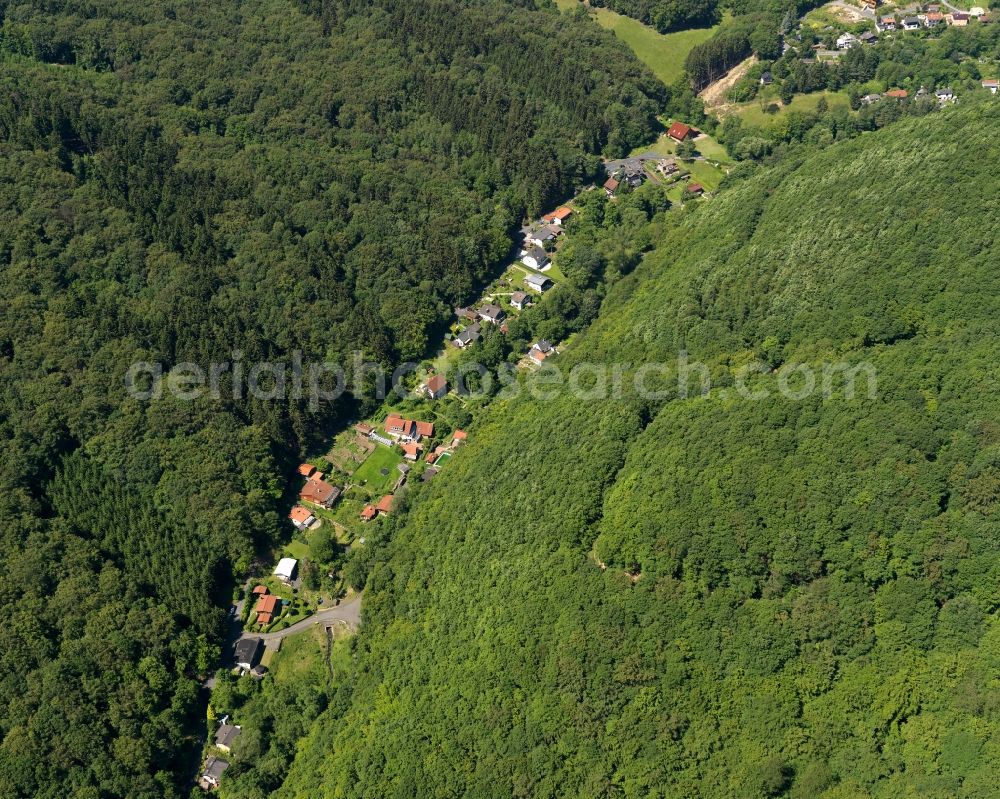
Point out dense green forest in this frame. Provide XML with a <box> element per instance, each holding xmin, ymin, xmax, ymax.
<box><xmin>276</xmin><ymin>104</ymin><xmax>1000</xmax><ymax>798</ymax></box>
<box><xmin>0</xmin><ymin>1</ymin><xmax>665</xmax><ymax>796</ymax></box>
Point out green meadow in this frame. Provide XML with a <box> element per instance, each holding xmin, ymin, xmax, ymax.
<box><xmin>554</xmin><ymin>0</ymin><xmax>721</xmax><ymax>85</ymax></box>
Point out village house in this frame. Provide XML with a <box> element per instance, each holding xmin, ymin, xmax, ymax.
<box><xmin>421</xmin><ymin>373</ymin><xmax>448</xmax><ymax>400</ymax></box>
<box><xmin>200</xmin><ymin>757</ymin><xmax>229</xmax><ymax>790</ymax></box>
<box><xmin>759</xmin><ymin>70</ymin><xmax>774</xmax><ymax>86</ymax></box>
<box><xmin>886</xmin><ymin>88</ymin><xmax>908</xmax><ymax>99</ymax></box>
<box><xmin>936</xmin><ymin>87</ymin><xmax>955</xmax><ymax>103</ymax></box>
<box><xmin>901</xmin><ymin>16</ymin><xmax>920</xmax><ymax>30</ymax></box>
<box><xmin>656</xmin><ymin>158</ymin><xmax>679</xmax><ymax>178</ymax></box>
<box><xmin>451</xmin><ymin>429</ymin><xmax>467</xmax><ymax>446</ymax></box>
<box><xmin>603</xmin><ymin>176</ymin><xmax>620</xmax><ymax>196</ymax></box>
<box><xmin>948</xmin><ymin>12</ymin><xmax>970</xmax><ymax>26</ymax></box>
<box><xmin>510</xmin><ymin>290</ymin><xmax>531</xmax><ymax>311</ymax></box>
<box><xmin>452</xmin><ymin>322</ymin><xmax>482</xmax><ymax>349</ymax></box>
<box><xmin>541</xmin><ymin>206</ymin><xmax>573</xmax><ymax>226</ymax></box>
<box><xmin>384</xmin><ymin>413</ymin><xmax>415</xmax><ymax>440</ymax></box>
<box><xmin>878</xmin><ymin>15</ymin><xmax>897</xmax><ymax>30</ymax></box>
<box><xmin>384</xmin><ymin>414</ymin><xmax>433</xmax><ymax>442</ymax></box>
<box><xmin>667</xmin><ymin>121</ymin><xmax>694</xmax><ymax>142</ymax></box>
<box><xmin>288</xmin><ymin>504</ymin><xmax>315</xmax><ymax>530</ymax></box>
<box><xmin>524</xmin><ymin>273</ymin><xmax>553</xmax><ymax>293</ymax></box>
<box><xmin>454</xmin><ymin>306</ymin><xmax>478</xmax><ymax>323</ymax></box>
<box><xmin>214</xmin><ymin>724</ymin><xmax>241</xmax><ymax>754</ymax></box>
<box><xmin>234</xmin><ymin>637</ymin><xmax>263</xmax><ymax>670</ymax></box>
<box><xmin>859</xmin><ymin>0</ymin><xmax>877</xmax><ymax>9</ymax></box>
<box><xmin>415</xmin><ymin>420</ymin><xmax>433</xmax><ymax>439</ymax></box>
<box><xmin>274</xmin><ymin>557</ymin><xmax>297</xmax><ymax>583</ymax></box>
<box><xmin>861</xmin><ymin>92</ymin><xmax>882</xmax><ymax>106</ymax></box>
<box><xmin>254</xmin><ymin>593</ymin><xmax>281</xmax><ymax>626</ymax></box>
<box><xmin>858</xmin><ymin>31</ymin><xmax>878</xmax><ymax>45</ymax></box>
<box><xmin>924</xmin><ymin>12</ymin><xmax>945</xmax><ymax>27</ymax></box>
<box><xmin>521</xmin><ymin>245</ymin><xmax>550</xmax><ymax>271</ymax></box>
<box><xmin>376</xmin><ymin>494</ymin><xmax>394</xmax><ymax>516</ymax></box>
<box><xmin>528</xmin><ymin>225</ymin><xmax>561</xmax><ymax>248</ymax></box>
<box><xmin>360</xmin><ymin>504</ymin><xmax>377</xmax><ymax>522</ymax></box>
<box><xmin>983</xmin><ymin>79</ymin><xmax>999</xmax><ymax>94</ymax></box>
<box><xmin>836</xmin><ymin>32</ymin><xmax>859</xmax><ymax>49</ymax></box>
<box><xmin>300</xmin><ymin>477</ymin><xmax>340</xmax><ymax>508</ymax></box>
<box><xmin>686</xmin><ymin>182</ymin><xmax>705</xmax><ymax>196</ymax></box>
<box><xmin>623</xmin><ymin>169</ymin><xmax>645</xmax><ymax>189</ymax></box>
<box><xmin>297</xmin><ymin>463</ymin><xmax>316</xmax><ymax>479</ymax></box>
<box><xmin>401</xmin><ymin>442</ymin><xmax>422</xmax><ymax>461</ymax></box>
<box><xmin>478</xmin><ymin>304</ymin><xmax>506</xmax><ymax>325</ymax></box>
<box><xmin>528</xmin><ymin>340</ymin><xmax>554</xmax><ymax>366</ymax></box>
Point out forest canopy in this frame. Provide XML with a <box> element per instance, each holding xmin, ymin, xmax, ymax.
<box><xmin>0</xmin><ymin>0</ymin><xmax>664</xmax><ymax>796</ymax></box>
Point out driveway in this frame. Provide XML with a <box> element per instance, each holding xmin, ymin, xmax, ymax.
<box><xmin>252</xmin><ymin>593</ymin><xmax>363</xmax><ymax>643</ymax></box>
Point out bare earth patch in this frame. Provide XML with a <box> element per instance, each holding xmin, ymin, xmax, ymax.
<box><xmin>699</xmin><ymin>55</ymin><xmax>757</xmax><ymax>108</ymax></box>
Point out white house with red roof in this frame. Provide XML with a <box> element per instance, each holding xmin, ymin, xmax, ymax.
<box><xmin>541</xmin><ymin>206</ymin><xmax>573</xmax><ymax>226</ymax></box>
<box><xmin>288</xmin><ymin>505</ymin><xmax>316</xmax><ymax>530</ymax></box>
<box><xmin>421</xmin><ymin>373</ymin><xmax>448</xmax><ymax>400</ymax></box>
<box><xmin>384</xmin><ymin>414</ymin><xmax>434</xmax><ymax>443</ymax></box>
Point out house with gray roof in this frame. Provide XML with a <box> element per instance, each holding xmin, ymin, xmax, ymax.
<box><xmin>524</xmin><ymin>273</ymin><xmax>553</xmax><ymax>293</ymax></box>
<box><xmin>200</xmin><ymin>757</ymin><xmax>229</xmax><ymax>789</ymax></box>
<box><xmin>521</xmin><ymin>246</ymin><xmax>550</xmax><ymax>271</ymax></box>
<box><xmin>214</xmin><ymin>724</ymin><xmax>241</xmax><ymax>753</ymax></box>
<box><xmin>452</xmin><ymin>322</ymin><xmax>482</xmax><ymax>349</ymax></box>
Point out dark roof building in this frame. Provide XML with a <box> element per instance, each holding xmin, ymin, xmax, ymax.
<box><xmin>234</xmin><ymin>637</ymin><xmax>263</xmax><ymax>669</ymax></box>
<box><xmin>478</xmin><ymin>304</ymin><xmax>506</xmax><ymax>324</ymax></box>
<box><xmin>214</xmin><ymin>724</ymin><xmax>241</xmax><ymax>752</ymax></box>
<box><xmin>452</xmin><ymin>322</ymin><xmax>482</xmax><ymax>348</ymax></box>
<box><xmin>201</xmin><ymin>757</ymin><xmax>229</xmax><ymax>788</ymax></box>
<box><xmin>524</xmin><ymin>273</ymin><xmax>553</xmax><ymax>293</ymax></box>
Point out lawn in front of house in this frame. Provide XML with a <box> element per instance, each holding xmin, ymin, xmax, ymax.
<box><xmin>683</xmin><ymin>159</ymin><xmax>727</xmax><ymax>191</ymax></box>
<box><xmin>692</xmin><ymin>135</ymin><xmax>733</xmax><ymax>164</ymax></box>
<box><xmin>555</xmin><ymin>0</ymin><xmax>723</xmax><ymax>85</ymax></box>
<box><xmin>282</xmin><ymin>538</ymin><xmax>309</xmax><ymax>563</ymax></box>
<box><xmin>268</xmin><ymin>625</ymin><xmax>328</xmax><ymax>680</ymax></box>
<box><xmin>629</xmin><ymin>128</ymin><xmax>733</xmax><ymax>168</ymax></box>
<box><xmin>351</xmin><ymin>443</ymin><xmax>404</xmax><ymax>496</ymax></box>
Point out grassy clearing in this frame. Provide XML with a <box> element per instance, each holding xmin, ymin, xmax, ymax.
<box><xmin>555</xmin><ymin>0</ymin><xmax>720</xmax><ymax>85</ymax></box>
<box><xmin>684</xmin><ymin>159</ymin><xmax>726</xmax><ymax>191</ymax></box>
<box><xmin>283</xmin><ymin>538</ymin><xmax>309</xmax><ymax>562</ymax></box>
<box><xmin>692</xmin><ymin>135</ymin><xmax>731</xmax><ymax>163</ymax></box>
<box><xmin>270</xmin><ymin>626</ymin><xmax>327</xmax><ymax>681</ymax></box>
<box><xmin>352</xmin><ymin>443</ymin><xmax>403</xmax><ymax>494</ymax></box>
<box><xmin>630</xmin><ymin>126</ymin><xmax>734</xmax><ymax>166</ymax></box>
<box><xmin>729</xmin><ymin>90</ymin><xmax>850</xmax><ymax>127</ymax></box>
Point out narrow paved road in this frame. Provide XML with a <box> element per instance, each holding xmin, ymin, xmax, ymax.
<box><xmin>254</xmin><ymin>593</ymin><xmax>363</xmax><ymax>642</ymax></box>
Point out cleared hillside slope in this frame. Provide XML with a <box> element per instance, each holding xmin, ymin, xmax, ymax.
<box><xmin>277</xmin><ymin>104</ymin><xmax>1000</xmax><ymax>799</ymax></box>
